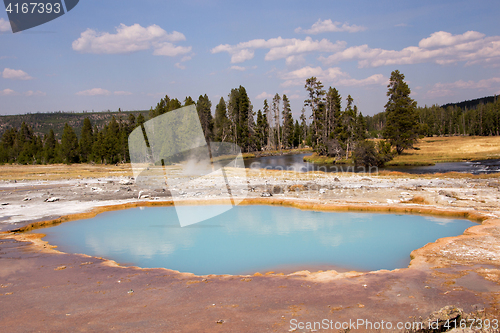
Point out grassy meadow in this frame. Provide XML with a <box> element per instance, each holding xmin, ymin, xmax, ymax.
<box><xmin>387</xmin><ymin>136</ymin><xmax>500</xmax><ymax>166</ymax></box>
<box><xmin>303</xmin><ymin>136</ymin><xmax>500</xmax><ymax>166</ymax></box>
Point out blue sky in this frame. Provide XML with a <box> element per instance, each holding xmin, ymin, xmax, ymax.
<box><xmin>1</xmin><ymin>0</ymin><xmax>499</xmax><ymax>118</ymax></box>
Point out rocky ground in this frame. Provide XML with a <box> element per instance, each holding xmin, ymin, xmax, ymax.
<box><xmin>0</xmin><ymin>168</ymin><xmax>499</xmax><ymax>332</ymax></box>
<box><xmin>1</xmin><ymin>168</ymin><xmax>499</xmax><ymax>228</ymax></box>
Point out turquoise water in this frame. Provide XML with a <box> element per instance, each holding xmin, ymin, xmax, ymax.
<box><xmin>40</xmin><ymin>206</ymin><xmax>475</xmax><ymax>275</ymax></box>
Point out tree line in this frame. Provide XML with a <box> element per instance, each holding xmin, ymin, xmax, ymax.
<box><xmin>148</xmin><ymin>87</ymin><xmax>303</xmax><ymax>153</ymax></box>
<box><xmin>0</xmin><ymin>72</ymin><xmax>423</xmax><ymax>167</ymax></box>
<box><xmin>366</xmin><ymin>98</ymin><xmax>500</xmax><ymax>137</ymax></box>
<box><xmin>0</xmin><ymin>113</ymin><xmax>145</xmax><ymax>165</ymax></box>
<box><xmin>1</xmin><ymin>70</ymin><xmax>497</xmax><ymax>166</ymax></box>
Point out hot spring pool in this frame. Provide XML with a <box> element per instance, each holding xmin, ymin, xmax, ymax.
<box><xmin>39</xmin><ymin>205</ymin><xmax>475</xmax><ymax>275</ymax></box>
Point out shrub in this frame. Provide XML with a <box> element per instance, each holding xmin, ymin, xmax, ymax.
<box><xmin>353</xmin><ymin>140</ymin><xmax>395</xmax><ymax>167</ymax></box>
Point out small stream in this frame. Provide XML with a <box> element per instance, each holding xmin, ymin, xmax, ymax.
<box><xmin>244</xmin><ymin>153</ymin><xmax>500</xmax><ymax>174</ymax></box>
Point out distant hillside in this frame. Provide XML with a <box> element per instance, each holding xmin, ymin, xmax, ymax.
<box><xmin>0</xmin><ymin>110</ymin><xmax>149</xmax><ymax>139</ymax></box>
<box><xmin>441</xmin><ymin>95</ymin><xmax>497</xmax><ymax>110</ymax></box>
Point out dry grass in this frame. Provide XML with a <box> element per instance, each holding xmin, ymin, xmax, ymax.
<box><xmin>388</xmin><ymin>136</ymin><xmax>500</xmax><ymax>166</ymax></box>
<box><xmin>0</xmin><ymin>163</ymin><xmax>133</xmax><ymax>181</ymax></box>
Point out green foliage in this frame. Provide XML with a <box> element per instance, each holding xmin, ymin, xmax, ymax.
<box><xmin>304</xmin><ymin>77</ymin><xmax>326</xmax><ymax>146</ymax></box>
<box><xmin>149</xmin><ymin>95</ymin><xmax>182</xmax><ymax>118</ymax></box>
<box><xmin>79</xmin><ymin>118</ymin><xmax>93</xmax><ymax>162</ymax></box>
<box><xmin>0</xmin><ymin>110</ymin><xmax>148</xmax><ymax>141</ymax></box>
<box><xmin>61</xmin><ymin>123</ymin><xmax>80</xmax><ymax>164</ymax></box>
<box><xmin>214</xmin><ymin>97</ymin><xmax>229</xmax><ymax>142</ymax></box>
<box><xmin>196</xmin><ymin>94</ymin><xmax>213</xmax><ymax>143</ymax></box>
<box><xmin>254</xmin><ymin>109</ymin><xmax>269</xmax><ymax>151</ymax></box>
<box><xmin>184</xmin><ymin>96</ymin><xmax>195</xmax><ymax>106</ymax></box>
<box><xmin>382</xmin><ymin>70</ymin><xmax>418</xmax><ymax>154</ymax></box>
<box><xmin>353</xmin><ymin>140</ymin><xmax>395</xmax><ymax>167</ymax></box>
<box><xmin>281</xmin><ymin>95</ymin><xmax>294</xmax><ymax>149</ymax></box>
<box><xmin>325</xmin><ymin>87</ymin><xmax>342</xmax><ymax>139</ymax></box>
<box><xmin>293</xmin><ymin>120</ymin><xmax>301</xmax><ymax>148</ymax></box>
<box><xmin>225</xmin><ymin>86</ymin><xmax>253</xmax><ymax>152</ymax></box>
<box><xmin>302</xmin><ymin>78</ymin><xmax>368</xmax><ymax>160</ymax></box>
<box><xmin>264</xmin><ymin>99</ymin><xmax>271</xmax><ymax>148</ymax></box>
<box><xmin>43</xmin><ymin>129</ymin><xmax>58</xmax><ymax>163</ymax></box>
<box><xmin>271</xmin><ymin>93</ymin><xmax>281</xmax><ymax>150</ymax></box>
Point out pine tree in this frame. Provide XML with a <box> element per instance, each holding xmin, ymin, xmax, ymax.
<box><xmin>227</xmin><ymin>88</ymin><xmax>239</xmax><ymax>144</ymax></box>
<box><xmin>79</xmin><ymin>118</ymin><xmax>94</xmax><ymax>163</ymax></box>
<box><xmin>1</xmin><ymin>128</ymin><xmax>17</xmax><ymax>162</ymax></box>
<box><xmin>281</xmin><ymin>94</ymin><xmax>294</xmax><ymax>149</ymax></box>
<box><xmin>167</xmin><ymin>98</ymin><xmax>182</xmax><ymax>112</ymax></box>
<box><xmin>255</xmin><ymin>108</ymin><xmax>270</xmax><ymax>151</ymax></box>
<box><xmin>300</xmin><ymin>107</ymin><xmax>307</xmax><ymax>147</ymax></box>
<box><xmin>127</xmin><ymin>113</ymin><xmax>136</xmax><ymax>132</ymax></box>
<box><xmin>42</xmin><ymin>129</ymin><xmax>57</xmax><ymax>164</ymax></box>
<box><xmin>92</xmin><ymin>130</ymin><xmax>105</xmax><ymax>164</ymax></box>
<box><xmin>137</xmin><ymin>114</ymin><xmax>146</xmax><ymax>128</ymax></box>
<box><xmin>341</xmin><ymin>95</ymin><xmax>357</xmax><ymax>159</ymax></box>
<box><xmin>104</xmin><ymin>116</ymin><xmax>120</xmax><ymax>164</ymax></box>
<box><xmin>293</xmin><ymin>120</ymin><xmax>301</xmax><ymax>148</ymax></box>
<box><xmin>304</xmin><ymin>77</ymin><xmax>326</xmax><ymax>147</ymax></box>
<box><xmin>264</xmin><ymin>99</ymin><xmax>271</xmax><ymax>149</ymax></box>
<box><xmin>255</xmin><ymin>109</ymin><xmax>265</xmax><ymax>151</ymax></box>
<box><xmin>214</xmin><ymin>97</ymin><xmax>230</xmax><ymax>142</ymax></box>
<box><xmin>196</xmin><ymin>94</ymin><xmax>213</xmax><ymax>143</ymax></box>
<box><xmin>271</xmin><ymin>93</ymin><xmax>281</xmax><ymax>150</ymax></box>
<box><xmin>61</xmin><ymin>123</ymin><xmax>79</xmax><ymax>164</ymax></box>
<box><xmin>355</xmin><ymin>109</ymin><xmax>367</xmax><ymax>141</ymax></box>
<box><xmin>150</xmin><ymin>95</ymin><xmax>169</xmax><ymax>118</ymax></box>
<box><xmin>325</xmin><ymin>87</ymin><xmax>342</xmax><ymax>139</ymax></box>
<box><xmin>225</xmin><ymin>86</ymin><xmax>251</xmax><ymax>151</ymax></box>
<box><xmin>383</xmin><ymin>70</ymin><xmax>418</xmax><ymax>154</ymax></box>
<box><xmin>237</xmin><ymin>86</ymin><xmax>251</xmax><ymax>151</ymax></box>
<box><xmin>184</xmin><ymin>96</ymin><xmax>195</xmax><ymax>106</ymax></box>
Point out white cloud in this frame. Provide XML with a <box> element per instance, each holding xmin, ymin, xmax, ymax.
<box><xmin>426</xmin><ymin>77</ymin><xmax>500</xmax><ymax>98</ymax></box>
<box><xmin>280</xmin><ymin>65</ymin><xmax>388</xmax><ymax>88</ymax></box>
<box><xmin>418</xmin><ymin>31</ymin><xmax>484</xmax><ymax>49</ymax></box>
<box><xmin>114</xmin><ymin>91</ymin><xmax>132</xmax><ymax>96</ymax></box>
<box><xmin>72</xmin><ymin>24</ymin><xmax>191</xmax><ymax>57</ymax></box>
<box><xmin>338</xmin><ymin>74</ymin><xmax>389</xmax><ymax>87</ymax></box>
<box><xmin>211</xmin><ymin>36</ymin><xmax>345</xmax><ymax>63</ymax></box>
<box><xmin>256</xmin><ymin>92</ymin><xmax>274</xmax><ymax>99</ymax></box>
<box><xmin>265</xmin><ymin>38</ymin><xmax>345</xmax><ymax>61</ymax></box>
<box><xmin>175</xmin><ymin>63</ymin><xmax>186</xmax><ymax>69</ymax></box>
<box><xmin>230</xmin><ymin>49</ymin><xmax>255</xmax><ymax>63</ymax></box>
<box><xmin>153</xmin><ymin>43</ymin><xmax>192</xmax><ymax>56</ymax></box>
<box><xmin>320</xmin><ymin>30</ymin><xmax>500</xmax><ymax>68</ymax></box>
<box><xmin>285</xmin><ymin>55</ymin><xmax>306</xmax><ymax>67</ymax></box>
<box><xmin>0</xmin><ymin>88</ymin><xmax>17</xmax><ymax>96</ymax></box>
<box><xmin>24</xmin><ymin>90</ymin><xmax>46</xmax><ymax>96</ymax></box>
<box><xmin>2</xmin><ymin>68</ymin><xmax>33</xmax><ymax>80</ymax></box>
<box><xmin>76</xmin><ymin>88</ymin><xmax>111</xmax><ymax>96</ymax></box>
<box><xmin>0</xmin><ymin>89</ymin><xmax>46</xmax><ymax>96</ymax></box>
<box><xmin>230</xmin><ymin>65</ymin><xmax>246</xmax><ymax>71</ymax></box>
<box><xmin>0</xmin><ymin>18</ymin><xmax>10</xmax><ymax>32</ymax></box>
<box><xmin>295</xmin><ymin>19</ymin><xmax>366</xmax><ymax>34</ymax></box>
<box><xmin>281</xmin><ymin>66</ymin><xmax>347</xmax><ymax>87</ymax></box>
